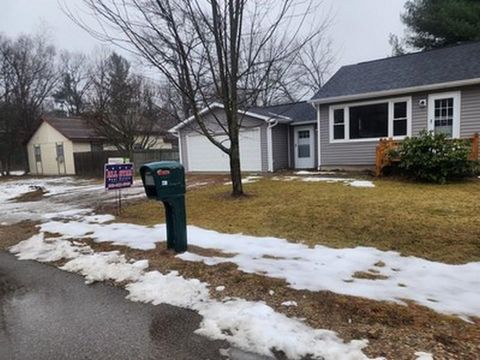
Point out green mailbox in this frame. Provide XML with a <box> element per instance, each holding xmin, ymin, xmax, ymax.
<box><xmin>140</xmin><ymin>161</ymin><xmax>187</xmax><ymax>253</ymax></box>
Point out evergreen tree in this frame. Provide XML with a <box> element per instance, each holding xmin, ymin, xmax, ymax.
<box><xmin>401</xmin><ymin>0</ymin><xmax>480</xmax><ymax>50</ymax></box>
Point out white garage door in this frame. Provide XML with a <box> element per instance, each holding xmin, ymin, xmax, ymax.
<box><xmin>186</xmin><ymin>128</ymin><xmax>262</xmax><ymax>172</ymax></box>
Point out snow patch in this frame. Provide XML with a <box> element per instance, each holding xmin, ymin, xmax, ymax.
<box><xmin>61</xmin><ymin>252</ymin><xmax>149</xmax><ymax>284</ymax></box>
<box><xmin>40</xmin><ymin>220</ymin><xmax>164</xmax><ymax>250</ymax></box>
<box><xmin>349</xmin><ymin>180</ymin><xmax>376</xmax><ymax>188</ymax></box>
<box><xmin>272</xmin><ymin>175</ymin><xmax>375</xmax><ymax>188</ymax></box>
<box><xmin>9</xmin><ymin>233</ymin><xmax>91</xmax><ymax>262</ymax></box>
<box><xmin>295</xmin><ymin>170</ymin><xmax>339</xmax><ymax>175</ymax></box>
<box><xmin>126</xmin><ymin>271</ymin><xmax>210</xmax><ymax>308</ymax></box>
<box><xmin>415</xmin><ymin>352</ymin><xmax>433</xmax><ymax>360</ymax></box>
<box><xmin>10</xmin><ymin>227</ymin><xmax>374</xmax><ymax>359</ymax></box>
<box><xmin>281</xmin><ymin>301</ymin><xmax>298</xmax><ymax>307</ymax></box>
<box><xmin>224</xmin><ymin>176</ymin><xmax>262</xmax><ymax>185</ymax></box>
<box><xmin>126</xmin><ymin>271</ymin><xmax>372</xmax><ymax>359</ymax></box>
<box><xmin>32</xmin><ymin>215</ymin><xmax>480</xmax><ymax>319</ymax></box>
<box><xmin>0</xmin><ymin>170</ymin><xmax>25</xmax><ymax>176</ymax></box>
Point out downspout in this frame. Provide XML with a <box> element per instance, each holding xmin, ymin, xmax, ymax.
<box><xmin>315</xmin><ymin>103</ymin><xmax>321</xmax><ymax>170</ymax></box>
<box><xmin>267</xmin><ymin>119</ymin><xmax>279</xmax><ymax>172</ymax></box>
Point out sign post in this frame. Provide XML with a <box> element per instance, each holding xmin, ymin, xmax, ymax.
<box><xmin>104</xmin><ymin>160</ymin><xmax>134</xmax><ymax>214</ymax></box>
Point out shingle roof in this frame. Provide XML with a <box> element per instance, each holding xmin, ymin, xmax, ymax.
<box><xmin>44</xmin><ymin>116</ymin><xmax>106</xmax><ymax>142</ymax></box>
<box><xmin>250</xmin><ymin>101</ymin><xmax>316</xmax><ymax>123</ymax></box>
<box><xmin>312</xmin><ymin>41</ymin><xmax>480</xmax><ymax>102</ymax></box>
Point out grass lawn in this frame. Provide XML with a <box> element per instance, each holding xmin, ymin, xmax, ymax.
<box><xmin>119</xmin><ymin>175</ymin><xmax>480</xmax><ymax>264</ymax></box>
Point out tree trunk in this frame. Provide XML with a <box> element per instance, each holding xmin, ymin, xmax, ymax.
<box><xmin>229</xmin><ymin>134</ymin><xmax>243</xmax><ymax>197</ymax></box>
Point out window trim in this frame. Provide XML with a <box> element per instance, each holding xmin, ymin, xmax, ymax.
<box><xmin>427</xmin><ymin>91</ymin><xmax>461</xmax><ymax>139</ymax></box>
<box><xmin>329</xmin><ymin>97</ymin><xmax>412</xmax><ymax>143</ymax></box>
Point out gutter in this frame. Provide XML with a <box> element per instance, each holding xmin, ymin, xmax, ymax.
<box><xmin>308</xmin><ymin>77</ymin><xmax>480</xmax><ymax>105</ymax></box>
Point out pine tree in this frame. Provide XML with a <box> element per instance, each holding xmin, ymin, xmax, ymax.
<box><xmin>402</xmin><ymin>0</ymin><xmax>480</xmax><ymax>50</ymax></box>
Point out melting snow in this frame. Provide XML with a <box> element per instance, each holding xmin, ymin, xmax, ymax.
<box><xmin>224</xmin><ymin>175</ymin><xmax>262</xmax><ymax>185</ymax></box>
<box><xmin>10</xmin><ymin>231</ymin><xmax>373</xmax><ymax>360</ymax></box>
<box><xmin>415</xmin><ymin>352</ymin><xmax>433</xmax><ymax>360</ymax></box>
<box><xmin>272</xmin><ymin>175</ymin><xmax>375</xmax><ymax>188</ymax></box>
<box><xmin>34</xmin><ymin>217</ymin><xmax>480</xmax><ymax>320</ymax></box>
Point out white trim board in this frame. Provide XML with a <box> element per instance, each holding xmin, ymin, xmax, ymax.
<box><xmin>310</xmin><ymin>77</ymin><xmax>480</xmax><ymax>105</ymax></box>
<box><xmin>427</xmin><ymin>91</ymin><xmax>461</xmax><ymax>138</ymax></box>
<box><xmin>328</xmin><ymin>96</ymin><xmax>413</xmax><ymax>144</ymax></box>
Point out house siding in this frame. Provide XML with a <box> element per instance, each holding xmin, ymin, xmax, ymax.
<box><xmin>72</xmin><ymin>142</ymin><xmax>92</xmax><ymax>153</ymax></box>
<box><xmin>178</xmin><ymin>107</ymin><xmax>268</xmax><ymax>172</ymax></box>
<box><xmin>271</xmin><ymin>124</ymin><xmax>289</xmax><ymax>170</ymax></box>
<box><xmin>318</xmin><ymin>84</ymin><xmax>480</xmax><ymax>167</ymax></box>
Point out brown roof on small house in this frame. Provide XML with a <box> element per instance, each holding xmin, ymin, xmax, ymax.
<box><xmin>42</xmin><ymin>116</ymin><xmax>106</xmax><ymax>142</ymax></box>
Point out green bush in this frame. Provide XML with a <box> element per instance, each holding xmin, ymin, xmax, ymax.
<box><xmin>393</xmin><ymin>131</ymin><xmax>478</xmax><ymax>183</ymax></box>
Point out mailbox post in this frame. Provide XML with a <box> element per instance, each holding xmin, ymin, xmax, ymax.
<box><xmin>139</xmin><ymin>161</ymin><xmax>187</xmax><ymax>253</ymax></box>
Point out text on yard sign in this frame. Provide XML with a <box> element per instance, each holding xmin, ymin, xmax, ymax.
<box><xmin>105</xmin><ymin>163</ymin><xmax>134</xmax><ymax>190</ymax></box>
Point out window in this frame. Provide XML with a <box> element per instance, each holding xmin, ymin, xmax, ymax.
<box><xmin>56</xmin><ymin>143</ymin><xmax>65</xmax><ymax>163</ymax></box>
<box><xmin>298</xmin><ymin>145</ymin><xmax>310</xmax><ymax>158</ymax></box>
<box><xmin>434</xmin><ymin>98</ymin><xmax>453</xmax><ymax>137</ymax></box>
<box><xmin>298</xmin><ymin>130</ymin><xmax>310</xmax><ymax>139</ymax></box>
<box><xmin>333</xmin><ymin>109</ymin><xmax>345</xmax><ymax>140</ymax></box>
<box><xmin>330</xmin><ymin>98</ymin><xmax>411</xmax><ymax>142</ymax></box>
<box><xmin>349</xmin><ymin>103</ymin><xmax>388</xmax><ymax>139</ymax></box>
<box><xmin>34</xmin><ymin>145</ymin><xmax>42</xmax><ymax>163</ymax></box>
<box><xmin>393</xmin><ymin>102</ymin><xmax>407</xmax><ymax>136</ymax></box>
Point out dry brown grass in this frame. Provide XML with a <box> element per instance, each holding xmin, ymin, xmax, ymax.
<box><xmin>12</xmin><ymin>188</ymin><xmax>46</xmax><ymax>202</ymax></box>
<box><xmin>95</xmin><ymin>175</ymin><xmax>480</xmax><ymax>358</ymax></box>
<box><xmin>77</xmin><ymin>238</ymin><xmax>480</xmax><ymax>360</ymax></box>
<box><xmin>119</xmin><ymin>176</ymin><xmax>480</xmax><ymax>264</ymax></box>
<box><xmin>0</xmin><ymin>221</ymin><xmax>39</xmax><ymax>250</ymax></box>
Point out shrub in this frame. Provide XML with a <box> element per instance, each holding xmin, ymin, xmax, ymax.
<box><xmin>393</xmin><ymin>131</ymin><xmax>478</xmax><ymax>183</ymax></box>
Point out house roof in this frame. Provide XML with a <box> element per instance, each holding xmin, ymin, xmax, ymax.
<box><xmin>169</xmin><ymin>101</ymin><xmax>316</xmax><ymax>132</ymax></box>
<box><xmin>311</xmin><ymin>41</ymin><xmax>480</xmax><ymax>103</ymax></box>
<box><xmin>43</xmin><ymin>116</ymin><xmax>106</xmax><ymax>142</ymax></box>
<box><xmin>250</xmin><ymin>101</ymin><xmax>316</xmax><ymax>124</ymax></box>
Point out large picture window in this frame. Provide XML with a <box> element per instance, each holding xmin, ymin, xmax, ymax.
<box><xmin>349</xmin><ymin>103</ymin><xmax>388</xmax><ymax>139</ymax></box>
<box><xmin>330</xmin><ymin>97</ymin><xmax>411</xmax><ymax>142</ymax></box>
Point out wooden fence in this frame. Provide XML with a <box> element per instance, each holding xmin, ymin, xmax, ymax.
<box><xmin>74</xmin><ymin>149</ymin><xmax>179</xmax><ymax>178</ymax></box>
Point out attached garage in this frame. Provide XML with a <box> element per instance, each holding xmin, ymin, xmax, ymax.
<box><xmin>186</xmin><ymin>128</ymin><xmax>263</xmax><ymax>172</ymax></box>
<box><xmin>169</xmin><ymin>102</ymin><xmax>317</xmax><ymax>173</ymax></box>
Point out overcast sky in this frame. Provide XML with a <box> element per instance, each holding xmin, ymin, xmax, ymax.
<box><xmin>0</xmin><ymin>0</ymin><xmax>407</xmax><ymax>73</ymax></box>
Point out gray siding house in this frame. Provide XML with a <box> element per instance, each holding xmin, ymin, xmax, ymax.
<box><xmin>171</xmin><ymin>41</ymin><xmax>480</xmax><ymax>172</ymax></box>
<box><xmin>311</xmin><ymin>41</ymin><xmax>480</xmax><ymax>169</ymax></box>
<box><xmin>170</xmin><ymin>102</ymin><xmax>316</xmax><ymax>172</ymax></box>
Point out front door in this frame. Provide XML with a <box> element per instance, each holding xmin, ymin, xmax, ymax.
<box><xmin>294</xmin><ymin>126</ymin><xmax>315</xmax><ymax>169</ymax></box>
<box><xmin>428</xmin><ymin>92</ymin><xmax>460</xmax><ymax>138</ymax></box>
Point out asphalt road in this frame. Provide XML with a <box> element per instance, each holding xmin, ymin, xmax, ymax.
<box><xmin>0</xmin><ymin>252</ymin><xmax>267</xmax><ymax>360</ymax></box>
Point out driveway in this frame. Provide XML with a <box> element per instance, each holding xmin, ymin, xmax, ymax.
<box><xmin>0</xmin><ymin>252</ymin><xmax>264</xmax><ymax>360</ymax></box>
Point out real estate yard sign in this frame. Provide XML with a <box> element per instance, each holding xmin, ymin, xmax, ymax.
<box><xmin>104</xmin><ymin>160</ymin><xmax>134</xmax><ymax>214</ymax></box>
<box><xmin>104</xmin><ymin>163</ymin><xmax>134</xmax><ymax>190</ymax></box>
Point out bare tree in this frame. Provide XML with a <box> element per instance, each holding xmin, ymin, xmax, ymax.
<box><xmin>53</xmin><ymin>51</ymin><xmax>93</xmax><ymax>115</ymax></box>
<box><xmin>66</xmin><ymin>0</ymin><xmax>325</xmax><ymax>196</ymax></box>
<box><xmin>87</xmin><ymin>51</ymin><xmax>160</xmax><ymax>157</ymax></box>
<box><xmin>292</xmin><ymin>34</ymin><xmax>334</xmax><ymax>97</ymax></box>
<box><xmin>0</xmin><ymin>33</ymin><xmax>58</xmax><ymax>173</ymax></box>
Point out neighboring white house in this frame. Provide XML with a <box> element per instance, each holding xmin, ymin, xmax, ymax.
<box><xmin>27</xmin><ymin>116</ymin><xmax>173</xmax><ymax>175</ymax></box>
